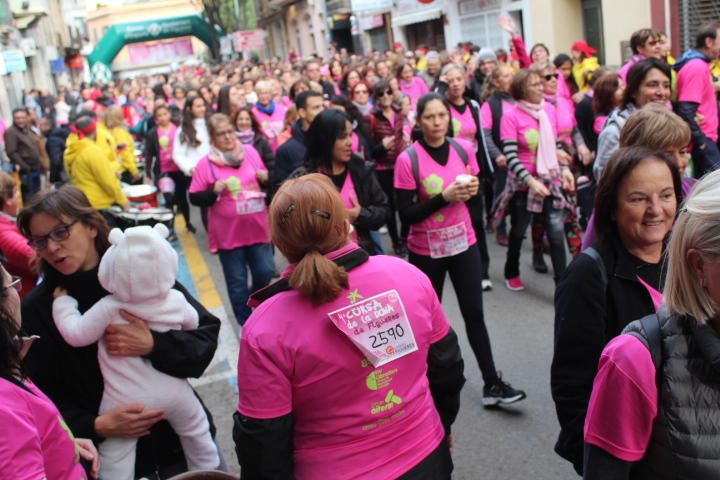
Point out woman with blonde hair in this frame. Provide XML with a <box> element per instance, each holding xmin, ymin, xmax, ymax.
<box><xmin>102</xmin><ymin>105</ymin><xmax>140</xmax><ymax>184</ymax></box>
<box><xmin>234</xmin><ymin>173</ymin><xmax>464</xmax><ymax>479</ymax></box>
<box><xmin>0</xmin><ymin>171</ymin><xmax>35</xmax><ymax>298</ymax></box>
<box><xmin>582</xmin><ymin>169</ymin><xmax>720</xmax><ymax>479</ymax></box>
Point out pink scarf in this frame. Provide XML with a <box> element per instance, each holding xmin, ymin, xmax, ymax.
<box><xmin>516</xmin><ymin>100</ymin><xmax>558</xmax><ymax>177</ymax></box>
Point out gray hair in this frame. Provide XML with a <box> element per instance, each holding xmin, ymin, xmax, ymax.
<box><xmin>426</xmin><ymin>51</ymin><xmax>440</xmax><ymax>62</ymax></box>
<box><xmin>665</xmin><ymin>170</ymin><xmax>720</xmax><ymax>322</ymax></box>
<box><xmin>440</xmin><ymin>63</ymin><xmax>466</xmax><ymax>78</ymax></box>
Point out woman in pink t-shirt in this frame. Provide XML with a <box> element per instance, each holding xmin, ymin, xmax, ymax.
<box><xmin>394</xmin><ymin>93</ymin><xmax>526</xmax><ymax>407</ymax></box>
<box><xmin>0</xmin><ymin>264</ymin><xmax>99</xmax><ymax>478</ymax></box>
<box><xmin>583</xmin><ymin>171</ymin><xmax>720</xmax><ymax>478</ymax></box>
<box><xmin>397</xmin><ymin>62</ymin><xmax>430</xmax><ymax>107</ymax></box>
<box><xmin>497</xmin><ymin>69</ymin><xmax>576</xmax><ymax>290</ymax></box>
<box><xmin>189</xmin><ymin>113</ymin><xmax>275</xmax><ymax>325</ymax></box>
<box><xmin>252</xmin><ymin>80</ymin><xmax>288</xmax><ymax>155</ymax></box>
<box><xmin>235</xmin><ymin>174</ymin><xmax>464</xmax><ymax>479</ymax></box>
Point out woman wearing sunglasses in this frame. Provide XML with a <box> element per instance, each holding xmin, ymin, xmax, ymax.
<box><xmin>16</xmin><ymin>185</ymin><xmax>222</xmax><ymax>478</ymax></box>
<box><xmin>368</xmin><ymin>80</ymin><xmax>408</xmax><ymax>255</ymax></box>
<box><xmin>0</xmin><ymin>264</ymin><xmax>100</xmax><ymax>478</ymax></box>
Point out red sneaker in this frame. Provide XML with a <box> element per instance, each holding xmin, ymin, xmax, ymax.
<box><xmin>505</xmin><ymin>277</ymin><xmax>525</xmax><ymax>291</ymax></box>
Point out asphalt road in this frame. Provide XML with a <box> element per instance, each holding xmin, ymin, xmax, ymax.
<box><xmin>186</xmin><ymin>209</ymin><xmax>578</xmax><ymax>479</ymax></box>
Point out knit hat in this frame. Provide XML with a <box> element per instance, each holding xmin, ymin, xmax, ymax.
<box><xmin>477</xmin><ymin>48</ymin><xmax>498</xmax><ymax>63</ymax></box>
<box><xmin>98</xmin><ymin>224</ymin><xmax>178</xmax><ymax>303</ymax></box>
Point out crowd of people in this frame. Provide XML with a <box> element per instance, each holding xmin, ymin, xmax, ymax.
<box><xmin>2</xmin><ymin>14</ymin><xmax>720</xmax><ymax>479</ymax></box>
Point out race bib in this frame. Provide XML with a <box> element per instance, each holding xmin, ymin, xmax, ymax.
<box><xmin>427</xmin><ymin>222</ymin><xmax>469</xmax><ymax>259</ymax></box>
<box><xmin>328</xmin><ymin>290</ymin><xmax>418</xmax><ymax>367</ymax></box>
<box><xmin>236</xmin><ymin>191</ymin><xmax>266</xmax><ymax>215</ymax></box>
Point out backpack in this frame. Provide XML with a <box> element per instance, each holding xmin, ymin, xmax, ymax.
<box><xmin>406</xmin><ymin>138</ymin><xmax>469</xmax><ymax>191</ymax></box>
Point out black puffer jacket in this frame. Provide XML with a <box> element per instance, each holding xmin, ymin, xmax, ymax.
<box><xmin>21</xmin><ymin>264</ymin><xmax>221</xmax><ymax>478</ymax></box>
<box><xmin>552</xmin><ymin>237</ymin><xmax>661</xmax><ymax>474</ymax></box>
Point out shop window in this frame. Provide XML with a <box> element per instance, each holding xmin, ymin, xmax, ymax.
<box><xmin>459</xmin><ymin>10</ymin><xmax>503</xmax><ymax>50</ymax></box>
<box><xmin>679</xmin><ymin>0</ymin><xmax>720</xmax><ymax>52</ymax></box>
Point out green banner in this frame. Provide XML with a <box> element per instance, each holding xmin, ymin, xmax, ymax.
<box><xmin>88</xmin><ymin>14</ymin><xmax>215</xmax><ymax>70</ymax></box>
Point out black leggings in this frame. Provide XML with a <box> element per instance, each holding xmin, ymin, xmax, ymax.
<box><xmin>376</xmin><ymin>168</ymin><xmax>408</xmax><ymax>245</ymax></box>
<box><xmin>162</xmin><ymin>171</ymin><xmax>191</xmax><ymax>226</ymax></box>
<box><xmin>409</xmin><ymin>244</ymin><xmax>499</xmax><ymax>385</ymax></box>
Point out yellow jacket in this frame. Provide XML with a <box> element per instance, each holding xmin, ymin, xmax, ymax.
<box><xmin>64</xmin><ymin>137</ymin><xmax>127</xmax><ymax>210</ymax></box>
<box><xmin>572</xmin><ymin>56</ymin><xmax>600</xmax><ymax>92</ymax></box>
<box><xmin>65</xmin><ymin>124</ymin><xmax>121</xmax><ymax>172</ymax></box>
<box><xmin>111</xmin><ymin>126</ymin><xmax>139</xmax><ymax>176</ymax></box>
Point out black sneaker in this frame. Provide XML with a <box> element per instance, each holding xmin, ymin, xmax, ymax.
<box><xmin>532</xmin><ymin>250</ymin><xmax>549</xmax><ymax>274</ymax></box>
<box><xmin>482</xmin><ymin>375</ymin><xmax>526</xmax><ymax>407</ymax></box>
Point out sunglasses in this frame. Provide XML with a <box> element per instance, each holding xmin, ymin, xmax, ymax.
<box><xmin>354</xmin><ymin>89</ymin><xmax>369</xmax><ymax>94</ymax></box>
<box><xmin>29</xmin><ymin>220</ymin><xmax>78</xmax><ymax>251</ymax></box>
<box><xmin>377</xmin><ymin>90</ymin><xmax>393</xmax><ymax>97</ymax></box>
<box><xmin>544</xmin><ymin>73</ymin><xmax>559</xmax><ymax>81</ymax></box>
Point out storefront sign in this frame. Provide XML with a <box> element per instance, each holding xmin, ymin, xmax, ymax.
<box><xmin>395</xmin><ymin>0</ymin><xmax>445</xmax><ymax>11</ymax></box>
<box><xmin>350</xmin><ymin>0</ymin><xmax>393</xmax><ymax>14</ymax></box>
<box><xmin>3</xmin><ymin>50</ymin><xmax>27</xmax><ymax>73</ymax></box>
<box><xmin>358</xmin><ymin>14</ymin><xmax>384</xmax><ymax>30</ymax></box>
<box><xmin>232</xmin><ymin>29</ymin><xmax>265</xmax><ymax>51</ymax></box>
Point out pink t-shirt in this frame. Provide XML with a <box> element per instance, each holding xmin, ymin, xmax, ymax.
<box><xmin>593</xmin><ymin>115</ymin><xmax>608</xmax><ymax>135</ymax></box>
<box><xmin>677</xmin><ymin>58</ymin><xmax>719</xmax><ymax>141</ymax></box>
<box><xmin>555</xmin><ymin>96</ymin><xmax>576</xmax><ymax>145</ymax></box>
<box><xmin>238</xmin><ymin>245</ymin><xmax>450</xmax><ymax>479</ymax></box>
<box><xmin>500</xmin><ymin>103</ymin><xmax>559</xmax><ymax>177</ymax></box>
<box><xmin>252</xmin><ymin>103</ymin><xmax>288</xmax><ymax>153</ymax></box>
<box><xmin>618</xmin><ymin>55</ymin><xmax>645</xmax><ymax>83</ymax></box>
<box><xmin>351</xmin><ymin>131</ymin><xmax>361</xmax><ymax>155</ymax></box>
<box><xmin>480</xmin><ymin>99</ymin><xmax>513</xmax><ymax>131</ymax></box>
<box><xmin>0</xmin><ymin>378</ymin><xmax>87</xmax><ymax>479</ymax></box>
<box><xmin>394</xmin><ymin>139</ymin><xmax>479</xmax><ymax>257</ymax></box>
<box><xmin>450</xmin><ymin>103</ymin><xmax>477</xmax><ymax>149</ymax></box>
<box><xmin>158</xmin><ymin>124</ymin><xmax>179</xmax><ymax>173</ymax></box>
<box><xmin>584</xmin><ymin>334</ymin><xmax>658</xmax><ymax>461</ymax></box>
<box><xmin>189</xmin><ymin>145</ymin><xmax>269</xmax><ymax>252</ymax></box>
<box><xmin>399</xmin><ymin>77</ymin><xmax>429</xmax><ymax>106</ymax></box>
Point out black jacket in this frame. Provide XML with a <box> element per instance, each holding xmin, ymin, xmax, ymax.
<box><xmin>468</xmin><ymin>70</ymin><xmax>486</xmax><ymax>104</ymax></box>
<box><xmin>21</xmin><ymin>265</ymin><xmax>221</xmax><ymax>477</ymax></box>
<box><xmin>272</xmin><ymin>121</ymin><xmax>306</xmax><ymax>191</ymax></box>
<box><xmin>44</xmin><ymin>126</ymin><xmax>70</xmax><ymax>183</ymax></box>
<box><xmin>143</xmin><ymin>125</ymin><xmax>163</xmax><ymax>182</ymax></box>
<box><xmin>296</xmin><ymin>155</ymin><xmax>391</xmax><ymax>255</ymax></box>
<box><xmin>551</xmin><ymin>238</ymin><xmax>661</xmax><ymax>474</ymax></box>
<box><xmin>250</xmin><ymin>134</ymin><xmax>275</xmax><ymax>174</ymax></box>
<box><xmin>575</xmin><ymin>95</ymin><xmax>598</xmax><ymax>153</ymax></box>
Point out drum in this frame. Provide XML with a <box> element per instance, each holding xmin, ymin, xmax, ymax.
<box><xmin>109</xmin><ymin>207</ymin><xmax>174</xmax><ymax>231</ymax></box>
<box><xmin>123</xmin><ymin>184</ymin><xmax>158</xmax><ymax>207</ymax></box>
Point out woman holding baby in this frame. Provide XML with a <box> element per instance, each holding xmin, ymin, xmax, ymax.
<box><xmin>17</xmin><ymin>185</ymin><xmax>224</xmax><ymax>478</ymax></box>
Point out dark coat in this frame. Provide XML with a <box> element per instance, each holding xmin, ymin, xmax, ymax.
<box><xmin>551</xmin><ymin>237</ymin><xmax>661</xmax><ymax>474</ymax></box>
<box><xmin>368</xmin><ymin>107</ymin><xmax>406</xmax><ymax>167</ymax></box>
<box><xmin>272</xmin><ymin>121</ymin><xmax>307</xmax><ymax>190</ymax></box>
<box><xmin>21</xmin><ymin>264</ymin><xmax>221</xmax><ymax>477</ymax></box>
<box><xmin>251</xmin><ymin>134</ymin><xmax>275</xmax><ymax>173</ymax></box>
<box><xmin>44</xmin><ymin>126</ymin><xmax>70</xmax><ymax>183</ymax></box>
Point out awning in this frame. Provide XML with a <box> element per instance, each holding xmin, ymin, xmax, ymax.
<box><xmin>392</xmin><ymin>7</ymin><xmax>443</xmax><ymax>27</ymax></box>
<box><xmin>13</xmin><ymin>12</ymin><xmax>45</xmax><ymax>30</ymax></box>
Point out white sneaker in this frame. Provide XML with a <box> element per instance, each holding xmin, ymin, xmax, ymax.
<box><xmin>481</xmin><ymin>279</ymin><xmax>493</xmax><ymax>291</ymax></box>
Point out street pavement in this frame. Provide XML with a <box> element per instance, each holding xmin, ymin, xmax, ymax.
<box><xmin>175</xmin><ymin>207</ymin><xmax>578</xmax><ymax>479</ymax></box>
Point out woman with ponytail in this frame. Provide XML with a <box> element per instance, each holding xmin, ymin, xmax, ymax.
<box><xmin>235</xmin><ymin>173</ymin><xmax>465</xmax><ymax>479</ymax></box>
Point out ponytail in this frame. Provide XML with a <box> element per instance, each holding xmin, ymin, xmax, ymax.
<box><xmin>289</xmin><ymin>251</ymin><xmax>349</xmax><ymax>305</ymax></box>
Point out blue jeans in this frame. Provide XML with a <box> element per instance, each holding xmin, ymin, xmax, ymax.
<box><xmin>218</xmin><ymin>243</ymin><xmax>275</xmax><ymax>325</ymax></box>
<box><xmin>21</xmin><ymin>170</ymin><xmax>41</xmax><ymax>202</ymax></box>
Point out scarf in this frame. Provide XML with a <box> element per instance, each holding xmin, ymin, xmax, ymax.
<box><xmin>516</xmin><ymin>100</ymin><xmax>558</xmax><ymax>177</ymax></box>
<box><xmin>255</xmin><ymin>100</ymin><xmax>276</xmax><ymax>116</ymax></box>
<box><xmin>673</xmin><ymin>49</ymin><xmax>710</xmax><ymax>71</ymax></box>
<box><xmin>235</xmin><ymin>129</ymin><xmax>255</xmax><ymax>145</ymax></box>
<box><xmin>353</xmin><ymin>101</ymin><xmax>371</xmax><ymax>117</ymax></box>
<box><xmin>208</xmin><ymin>143</ymin><xmax>245</xmax><ymax>168</ymax></box>
<box><xmin>543</xmin><ymin>93</ymin><xmax>557</xmax><ymax>107</ymax></box>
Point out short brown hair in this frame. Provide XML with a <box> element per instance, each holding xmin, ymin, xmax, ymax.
<box><xmin>206</xmin><ymin>112</ymin><xmax>231</xmax><ymax>140</ymax></box>
<box><xmin>17</xmin><ymin>185</ymin><xmax>111</xmax><ymax>272</ymax></box>
<box><xmin>509</xmin><ymin>69</ymin><xmax>541</xmax><ymax>101</ymax></box>
<box><xmin>630</xmin><ymin>28</ymin><xmax>659</xmax><ymax>54</ymax></box>
<box><xmin>592</xmin><ymin>72</ymin><xmax>621</xmax><ymax>115</ymax></box>
<box><xmin>269</xmin><ymin>174</ymin><xmax>350</xmax><ymax>305</ymax></box>
<box><xmin>619</xmin><ymin>104</ymin><xmax>691</xmax><ymax>151</ymax></box>
<box><xmin>593</xmin><ymin>146</ymin><xmax>682</xmax><ymax>244</ymax></box>
<box><xmin>0</xmin><ymin>172</ymin><xmax>15</xmax><ymax>209</ymax></box>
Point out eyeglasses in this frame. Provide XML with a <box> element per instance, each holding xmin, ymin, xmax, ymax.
<box><xmin>354</xmin><ymin>89</ymin><xmax>369</xmax><ymax>95</ymax></box>
<box><xmin>214</xmin><ymin>130</ymin><xmax>235</xmax><ymax>138</ymax></box>
<box><xmin>529</xmin><ymin>82</ymin><xmax>544</xmax><ymax>88</ymax></box>
<box><xmin>381</xmin><ymin>90</ymin><xmax>393</xmax><ymax>97</ymax></box>
<box><xmin>543</xmin><ymin>73</ymin><xmax>559</xmax><ymax>81</ymax></box>
<box><xmin>28</xmin><ymin>220</ymin><xmax>78</xmax><ymax>251</ymax></box>
<box><xmin>4</xmin><ymin>276</ymin><xmax>21</xmax><ymax>293</ymax></box>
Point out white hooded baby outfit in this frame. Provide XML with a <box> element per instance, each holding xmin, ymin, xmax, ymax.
<box><xmin>52</xmin><ymin>224</ymin><xmax>219</xmax><ymax>479</ymax></box>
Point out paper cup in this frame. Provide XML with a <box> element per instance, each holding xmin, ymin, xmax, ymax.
<box><xmin>455</xmin><ymin>174</ymin><xmax>474</xmax><ymax>186</ymax></box>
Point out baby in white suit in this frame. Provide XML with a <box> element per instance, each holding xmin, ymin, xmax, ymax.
<box><xmin>52</xmin><ymin>224</ymin><xmax>219</xmax><ymax>480</ymax></box>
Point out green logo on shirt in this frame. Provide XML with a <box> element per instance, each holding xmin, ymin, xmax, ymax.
<box><xmin>525</xmin><ymin>128</ymin><xmax>540</xmax><ymax>153</ymax></box>
<box><xmin>423</xmin><ymin>174</ymin><xmax>444</xmax><ymax>196</ymax></box>
<box><xmin>370</xmin><ymin>389</ymin><xmax>404</xmax><ymax>414</ymax></box>
<box><xmin>348</xmin><ymin>289</ymin><xmax>364</xmax><ymax>304</ymax></box>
